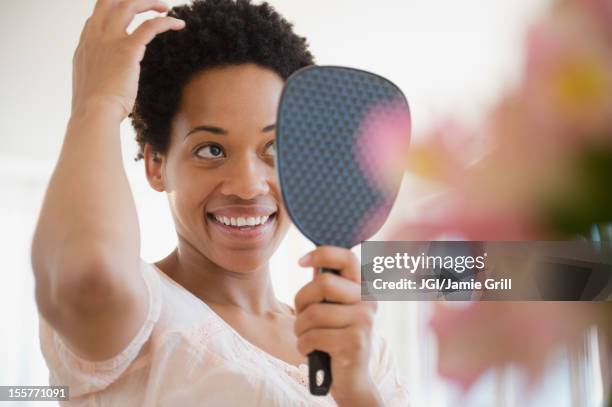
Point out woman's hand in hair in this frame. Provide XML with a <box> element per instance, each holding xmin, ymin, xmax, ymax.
<box><xmin>294</xmin><ymin>246</ymin><xmax>383</xmax><ymax>406</ymax></box>
<box><xmin>71</xmin><ymin>0</ymin><xmax>185</xmax><ymax>121</ymax></box>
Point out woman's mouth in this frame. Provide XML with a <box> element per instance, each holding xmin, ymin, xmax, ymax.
<box><xmin>206</xmin><ymin>212</ymin><xmax>277</xmax><ymax>240</ymax></box>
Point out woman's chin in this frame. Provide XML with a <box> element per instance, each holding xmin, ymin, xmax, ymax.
<box><xmin>221</xmin><ymin>261</ymin><xmax>269</xmax><ymax>274</ymax></box>
<box><xmin>209</xmin><ymin>250</ymin><xmax>272</xmax><ymax>273</ymax></box>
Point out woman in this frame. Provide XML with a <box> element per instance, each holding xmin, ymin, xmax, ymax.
<box><xmin>31</xmin><ymin>0</ymin><xmax>409</xmax><ymax>405</ymax></box>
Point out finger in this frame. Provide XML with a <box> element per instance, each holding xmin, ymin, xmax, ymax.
<box><xmin>294</xmin><ymin>303</ymin><xmax>374</xmax><ymax>337</ymax></box>
<box><xmin>94</xmin><ymin>0</ymin><xmax>122</xmax><ymax>14</ymax></box>
<box><xmin>296</xmin><ymin>327</ymin><xmax>345</xmax><ymax>356</ymax></box>
<box><xmin>91</xmin><ymin>0</ymin><xmax>122</xmax><ymax>27</ymax></box>
<box><xmin>74</xmin><ymin>17</ymin><xmax>92</xmax><ymax>60</ymax></box>
<box><xmin>297</xmin><ymin>326</ymin><xmax>367</xmax><ymax>363</ymax></box>
<box><xmin>128</xmin><ymin>16</ymin><xmax>185</xmax><ymax>47</ymax></box>
<box><xmin>299</xmin><ymin>246</ymin><xmax>361</xmax><ymax>283</ymax></box>
<box><xmin>294</xmin><ymin>272</ymin><xmax>360</xmax><ymax>313</ymax></box>
<box><xmin>106</xmin><ymin>0</ymin><xmax>170</xmax><ymax>34</ymax></box>
<box><xmin>79</xmin><ymin>16</ymin><xmax>92</xmax><ymax>40</ymax></box>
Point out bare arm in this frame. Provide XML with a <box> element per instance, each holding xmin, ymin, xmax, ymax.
<box><xmin>31</xmin><ymin>0</ymin><xmax>185</xmax><ymax>360</ymax></box>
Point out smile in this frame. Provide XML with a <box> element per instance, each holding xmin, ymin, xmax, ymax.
<box><xmin>206</xmin><ymin>212</ymin><xmax>277</xmax><ymax>240</ymax></box>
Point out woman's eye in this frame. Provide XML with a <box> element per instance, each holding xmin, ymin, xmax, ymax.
<box><xmin>265</xmin><ymin>141</ymin><xmax>276</xmax><ymax>157</ymax></box>
<box><xmin>196</xmin><ymin>144</ymin><xmax>225</xmax><ymax>159</ymax></box>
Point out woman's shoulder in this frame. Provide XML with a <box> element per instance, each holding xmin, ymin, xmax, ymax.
<box><xmin>37</xmin><ymin>259</ymin><xmax>237</xmax><ymax>399</ymax></box>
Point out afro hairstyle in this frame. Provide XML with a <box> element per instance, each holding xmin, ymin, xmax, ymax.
<box><xmin>130</xmin><ymin>0</ymin><xmax>315</xmax><ymax>160</ymax></box>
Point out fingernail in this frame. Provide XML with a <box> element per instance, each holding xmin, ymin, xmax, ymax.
<box><xmin>298</xmin><ymin>253</ymin><xmax>311</xmax><ymax>266</ymax></box>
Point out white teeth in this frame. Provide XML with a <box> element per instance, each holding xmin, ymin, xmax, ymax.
<box><xmin>212</xmin><ymin>214</ymin><xmax>273</xmax><ymax>227</ymax></box>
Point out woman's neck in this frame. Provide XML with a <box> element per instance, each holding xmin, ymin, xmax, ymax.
<box><xmin>156</xmin><ymin>240</ymin><xmax>286</xmax><ymax>317</ymax></box>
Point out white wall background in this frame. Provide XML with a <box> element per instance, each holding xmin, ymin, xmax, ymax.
<box><xmin>4</xmin><ymin>1</ymin><xmax>603</xmax><ymax>406</ymax></box>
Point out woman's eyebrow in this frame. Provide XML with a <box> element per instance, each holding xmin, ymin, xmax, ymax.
<box><xmin>185</xmin><ymin>123</ymin><xmax>276</xmax><ymax>138</ymax></box>
<box><xmin>185</xmin><ymin>125</ymin><xmax>227</xmax><ymax>138</ymax></box>
<box><xmin>262</xmin><ymin>124</ymin><xmax>276</xmax><ymax>132</ymax></box>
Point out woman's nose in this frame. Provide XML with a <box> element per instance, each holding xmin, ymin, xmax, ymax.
<box><xmin>219</xmin><ymin>153</ymin><xmax>271</xmax><ymax>199</ymax></box>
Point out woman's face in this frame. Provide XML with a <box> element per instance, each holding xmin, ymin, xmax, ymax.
<box><xmin>145</xmin><ymin>63</ymin><xmax>291</xmax><ymax>272</ymax></box>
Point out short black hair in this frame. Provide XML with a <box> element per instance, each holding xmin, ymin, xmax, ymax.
<box><xmin>130</xmin><ymin>0</ymin><xmax>315</xmax><ymax>160</ymax></box>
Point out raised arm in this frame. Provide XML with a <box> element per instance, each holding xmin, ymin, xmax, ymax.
<box><xmin>31</xmin><ymin>0</ymin><xmax>185</xmax><ymax>360</ymax></box>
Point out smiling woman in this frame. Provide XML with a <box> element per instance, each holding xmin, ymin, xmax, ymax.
<box><xmin>145</xmin><ymin>64</ymin><xmax>290</xmax><ymax>271</ymax></box>
<box><xmin>30</xmin><ymin>0</ymin><xmax>409</xmax><ymax>406</ymax></box>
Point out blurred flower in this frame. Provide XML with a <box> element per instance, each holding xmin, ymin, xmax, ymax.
<box><xmin>523</xmin><ymin>3</ymin><xmax>612</xmax><ymax>142</ymax></box>
<box><xmin>388</xmin><ymin>193</ymin><xmax>539</xmax><ymax>241</ymax></box>
<box><xmin>396</xmin><ymin>0</ymin><xmax>612</xmax><ymax>241</ymax></box>
<box><xmin>429</xmin><ymin>302</ymin><xmax>606</xmax><ymax>391</ymax></box>
<box><xmin>405</xmin><ymin>119</ymin><xmax>484</xmax><ymax>186</ymax></box>
<box><xmin>387</xmin><ymin>0</ymin><xmax>612</xmax><ymax>394</ymax></box>
<box><xmin>578</xmin><ymin>0</ymin><xmax>612</xmax><ymax>43</ymax></box>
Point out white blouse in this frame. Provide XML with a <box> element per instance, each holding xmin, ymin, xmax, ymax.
<box><xmin>39</xmin><ymin>258</ymin><xmax>410</xmax><ymax>406</ymax></box>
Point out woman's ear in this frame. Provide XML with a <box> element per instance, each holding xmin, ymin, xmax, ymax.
<box><xmin>144</xmin><ymin>143</ymin><xmax>165</xmax><ymax>192</ymax></box>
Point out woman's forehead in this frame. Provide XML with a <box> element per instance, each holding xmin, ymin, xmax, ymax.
<box><xmin>170</xmin><ymin>65</ymin><xmax>282</xmax><ymax>140</ymax></box>
<box><xmin>182</xmin><ymin>64</ymin><xmax>284</xmax><ymax>110</ymax></box>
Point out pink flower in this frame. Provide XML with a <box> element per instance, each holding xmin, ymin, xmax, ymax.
<box><xmin>522</xmin><ymin>6</ymin><xmax>612</xmax><ymax>143</ymax></box>
<box><xmin>385</xmin><ymin>0</ymin><xmax>612</xmax><ymax>394</ymax></box>
<box><xmin>388</xmin><ymin>193</ymin><xmax>539</xmax><ymax>241</ymax></box>
<box><xmin>429</xmin><ymin>302</ymin><xmax>603</xmax><ymax>392</ymax></box>
<box><xmin>579</xmin><ymin>0</ymin><xmax>612</xmax><ymax>43</ymax></box>
<box><xmin>405</xmin><ymin>119</ymin><xmax>484</xmax><ymax>186</ymax></box>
